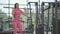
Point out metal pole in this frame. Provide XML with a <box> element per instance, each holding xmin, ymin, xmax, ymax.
<box><xmin>51</xmin><ymin>3</ymin><xmax>55</xmax><ymax>34</ymax></box>
<box><xmin>36</xmin><ymin>2</ymin><xmax>38</xmax><ymax>26</ymax></box>
<box><xmin>28</xmin><ymin>3</ymin><xmax>32</xmax><ymax>25</ymax></box>
<box><xmin>8</xmin><ymin>0</ymin><xmax>10</xmax><ymax>28</ymax></box>
<box><xmin>41</xmin><ymin>2</ymin><xmax>44</xmax><ymax>34</ymax></box>
<box><xmin>38</xmin><ymin>0</ymin><xmax>40</xmax><ymax>24</ymax></box>
<box><xmin>46</xmin><ymin>3</ymin><xmax>50</xmax><ymax>34</ymax></box>
<box><xmin>35</xmin><ymin>2</ymin><xmax>39</xmax><ymax>34</ymax></box>
<box><xmin>55</xmin><ymin>0</ymin><xmax>58</xmax><ymax>34</ymax></box>
<box><xmin>27</xmin><ymin>0</ymin><xmax>29</xmax><ymax>27</ymax></box>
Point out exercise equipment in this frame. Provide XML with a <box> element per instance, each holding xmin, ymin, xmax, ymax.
<box><xmin>41</xmin><ymin>0</ymin><xmax>60</xmax><ymax>34</ymax></box>
<box><xmin>3</xmin><ymin>6</ymin><xmax>32</xmax><ymax>10</ymax></box>
<box><xmin>28</xmin><ymin>2</ymin><xmax>43</xmax><ymax>34</ymax></box>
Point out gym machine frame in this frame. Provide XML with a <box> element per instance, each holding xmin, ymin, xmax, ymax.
<box><xmin>41</xmin><ymin>0</ymin><xmax>60</xmax><ymax>34</ymax></box>
<box><xmin>28</xmin><ymin>2</ymin><xmax>39</xmax><ymax>34</ymax></box>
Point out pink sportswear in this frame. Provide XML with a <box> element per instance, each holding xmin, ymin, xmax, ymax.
<box><xmin>13</xmin><ymin>9</ymin><xmax>22</xmax><ymax>34</ymax></box>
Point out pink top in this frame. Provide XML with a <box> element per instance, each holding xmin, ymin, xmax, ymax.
<box><xmin>14</xmin><ymin>9</ymin><xmax>22</xmax><ymax>18</ymax></box>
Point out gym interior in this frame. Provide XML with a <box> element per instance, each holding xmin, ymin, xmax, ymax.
<box><xmin>0</xmin><ymin>0</ymin><xmax>60</xmax><ymax>34</ymax></box>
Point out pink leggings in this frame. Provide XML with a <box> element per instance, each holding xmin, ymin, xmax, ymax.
<box><xmin>13</xmin><ymin>18</ymin><xmax>22</xmax><ymax>34</ymax></box>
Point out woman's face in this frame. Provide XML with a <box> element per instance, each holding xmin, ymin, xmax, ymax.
<box><xmin>16</xmin><ymin>3</ymin><xmax>19</xmax><ymax>8</ymax></box>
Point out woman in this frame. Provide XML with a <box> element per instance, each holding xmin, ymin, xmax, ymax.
<box><xmin>12</xmin><ymin>3</ymin><xmax>27</xmax><ymax>34</ymax></box>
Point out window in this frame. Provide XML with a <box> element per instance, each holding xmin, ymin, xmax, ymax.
<box><xmin>10</xmin><ymin>0</ymin><xmax>27</xmax><ymax>4</ymax></box>
<box><xmin>0</xmin><ymin>0</ymin><xmax>8</xmax><ymax>4</ymax></box>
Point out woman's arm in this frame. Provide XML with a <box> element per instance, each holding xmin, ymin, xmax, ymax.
<box><xmin>21</xmin><ymin>8</ymin><xmax>27</xmax><ymax>16</ymax></box>
<box><xmin>12</xmin><ymin>8</ymin><xmax>15</xmax><ymax>16</ymax></box>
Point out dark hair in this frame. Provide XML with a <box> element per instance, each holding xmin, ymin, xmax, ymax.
<box><xmin>14</xmin><ymin>3</ymin><xmax>18</xmax><ymax>8</ymax></box>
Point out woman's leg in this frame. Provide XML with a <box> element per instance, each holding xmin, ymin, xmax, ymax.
<box><xmin>17</xmin><ymin>20</ymin><xmax>23</xmax><ymax>34</ymax></box>
<box><xmin>13</xmin><ymin>19</ymin><xmax>17</xmax><ymax>34</ymax></box>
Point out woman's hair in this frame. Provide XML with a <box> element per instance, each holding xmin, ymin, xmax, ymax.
<box><xmin>14</xmin><ymin>3</ymin><xmax>18</xmax><ymax>8</ymax></box>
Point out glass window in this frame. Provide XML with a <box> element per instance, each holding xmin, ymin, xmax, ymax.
<box><xmin>0</xmin><ymin>0</ymin><xmax>8</xmax><ymax>4</ymax></box>
<box><xmin>0</xmin><ymin>5</ymin><xmax>8</xmax><ymax>20</ymax></box>
<box><xmin>10</xmin><ymin>0</ymin><xmax>27</xmax><ymax>4</ymax></box>
<box><xmin>0</xmin><ymin>5</ymin><xmax>9</xmax><ymax>14</ymax></box>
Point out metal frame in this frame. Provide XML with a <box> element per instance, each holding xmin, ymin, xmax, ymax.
<box><xmin>41</xmin><ymin>0</ymin><xmax>60</xmax><ymax>34</ymax></box>
<box><xmin>41</xmin><ymin>2</ymin><xmax>44</xmax><ymax>34</ymax></box>
<box><xmin>41</xmin><ymin>2</ymin><xmax>54</xmax><ymax>34</ymax></box>
<box><xmin>28</xmin><ymin>2</ymin><xmax>39</xmax><ymax>34</ymax></box>
<box><xmin>28</xmin><ymin>2</ymin><xmax>38</xmax><ymax>25</ymax></box>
